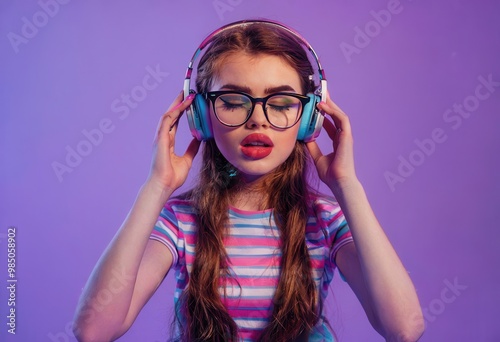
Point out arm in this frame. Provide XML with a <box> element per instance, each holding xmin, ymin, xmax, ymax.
<box><xmin>334</xmin><ymin>181</ymin><xmax>424</xmax><ymax>342</ymax></box>
<box><xmin>73</xmin><ymin>92</ymin><xmax>200</xmax><ymax>341</ymax></box>
<box><xmin>307</xmin><ymin>95</ymin><xmax>424</xmax><ymax>341</ymax></box>
<box><xmin>73</xmin><ymin>183</ymin><xmax>173</xmax><ymax>342</ymax></box>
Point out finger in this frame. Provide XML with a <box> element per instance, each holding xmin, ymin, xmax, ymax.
<box><xmin>165</xmin><ymin>90</ymin><xmax>184</xmax><ymax>112</ymax></box>
<box><xmin>153</xmin><ymin>111</ymin><xmax>178</xmax><ymax>146</ymax></box>
<box><xmin>183</xmin><ymin>138</ymin><xmax>201</xmax><ymax>164</ymax></box>
<box><xmin>318</xmin><ymin>99</ymin><xmax>343</xmax><ymax>126</ymax></box>
<box><xmin>323</xmin><ymin>117</ymin><xmax>338</xmax><ymax>140</ymax></box>
<box><xmin>153</xmin><ymin>91</ymin><xmax>183</xmax><ymax>145</ymax></box>
<box><xmin>166</xmin><ymin>93</ymin><xmax>196</xmax><ymax>130</ymax></box>
<box><xmin>154</xmin><ymin>93</ymin><xmax>195</xmax><ymax>145</ymax></box>
<box><xmin>320</xmin><ymin>103</ymin><xmax>352</xmax><ymax>141</ymax></box>
<box><xmin>318</xmin><ymin>91</ymin><xmax>346</xmax><ymax>118</ymax></box>
<box><xmin>305</xmin><ymin>140</ymin><xmax>323</xmax><ymax>164</ymax></box>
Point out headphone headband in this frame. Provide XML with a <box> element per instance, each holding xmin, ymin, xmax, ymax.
<box><xmin>184</xmin><ymin>19</ymin><xmax>327</xmax><ymax>101</ymax></box>
<box><xmin>184</xmin><ymin>19</ymin><xmax>327</xmax><ymax>142</ymax></box>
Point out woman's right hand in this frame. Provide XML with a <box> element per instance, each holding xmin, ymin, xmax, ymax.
<box><xmin>148</xmin><ymin>91</ymin><xmax>201</xmax><ymax>192</ymax></box>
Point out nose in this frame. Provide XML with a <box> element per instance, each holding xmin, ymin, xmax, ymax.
<box><xmin>245</xmin><ymin>101</ymin><xmax>269</xmax><ymax>128</ymax></box>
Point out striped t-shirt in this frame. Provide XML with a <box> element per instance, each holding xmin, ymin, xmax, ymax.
<box><xmin>150</xmin><ymin>194</ymin><xmax>353</xmax><ymax>341</ymax></box>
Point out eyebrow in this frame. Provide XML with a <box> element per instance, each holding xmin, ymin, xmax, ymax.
<box><xmin>219</xmin><ymin>83</ymin><xmax>298</xmax><ymax>94</ymax></box>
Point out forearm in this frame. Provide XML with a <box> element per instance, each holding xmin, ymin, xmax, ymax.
<box><xmin>73</xmin><ymin>179</ymin><xmax>173</xmax><ymax>340</ymax></box>
<box><xmin>330</xmin><ymin>178</ymin><xmax>424</xmax><ymax>341</ymax></box>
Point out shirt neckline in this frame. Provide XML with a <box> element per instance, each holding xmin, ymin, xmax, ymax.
<box><xmin>228</xmin><ymin>205</ymin><xmax>274</xmax><ymax>215</ymax></box>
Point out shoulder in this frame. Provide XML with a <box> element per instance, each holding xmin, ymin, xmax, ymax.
<box><xmin>307</xmin><ymin>192</ymin><xmax>343</xmax><ymax>223</ymax></box>
<box><xmin>163</xmin><ymin>197</ymin><xmax>197</xmax><ymax>216</ymax></box>
<box><xmin>157</xmin><ymin>198</ymin><xmax>198</xmax><ymax>227</ymax></box>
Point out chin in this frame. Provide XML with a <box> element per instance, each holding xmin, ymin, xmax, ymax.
<box><xmin>237</xmin><ymin>162</ymin><xmax>286</xmax><ymax>181</ymax></box>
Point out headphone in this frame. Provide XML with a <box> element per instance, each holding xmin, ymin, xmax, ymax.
<box><xmin>183</xmin><ymin>19</ymin><xmax>327</xmax><ymax>142</ymax></box>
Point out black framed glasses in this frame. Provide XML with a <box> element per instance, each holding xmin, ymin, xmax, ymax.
<box><xmin>205</xmin><ymin>91</ymin><xmax>311</xmax><ymax>129</ymax></box>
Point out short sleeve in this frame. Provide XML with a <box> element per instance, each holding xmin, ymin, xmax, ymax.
<box><xmin>330</xmin><ymin>220</ymin><xmax>353</xmax><ymax>267</ymax></box>
<box><xmin>311</xmin><ymin>195</ymin><xmax>354</xmax><ymax>272</ymax></box>
<box><xmin>150</xmin><ymin>203</ymin><xmax>180</xmax><ymax>267</ymax></box>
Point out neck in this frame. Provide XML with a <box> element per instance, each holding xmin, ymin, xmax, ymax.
<box><xmin>230</xmin><ymin>174</ymin><xmax>271</xmax><ymax>211</ymax></box>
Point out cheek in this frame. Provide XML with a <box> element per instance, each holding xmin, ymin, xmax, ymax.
<box><xmin>212</xmin><ymin>126</ymin><xmax>239</xmax><ymax>158</ymax></box>
<box><xmin>283</xmin><ymin>124</ymin><xmax>300</xmax><ymax>144</ymax></box>
<box><xmin>214</xmin><ymin>133</ymin><xmax>233</xmax><ymax>153</ymax></box>
<box><xmin>280</xmin><ymin>131</ymin><xmax>299</xmax><ymax>156</ymax></box>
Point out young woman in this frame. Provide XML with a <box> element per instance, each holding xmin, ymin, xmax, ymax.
<box><xmin>73</xmin><ymin>20</ymin><xmax>424</xmax><ymax>341</ymax></box>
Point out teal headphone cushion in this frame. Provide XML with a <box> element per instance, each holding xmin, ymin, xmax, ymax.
<box><xmin>191</xmin><ymin>93</ymin><xmax>212</xmax><ymax>140</ymax></box>
<box><xmin>297</xmin><ymin>93</ymin><xmax>321</xmax><ymax>141</ymax></box>
<box><xmin>191</xmin><ymin>92</ymin><xmax>321</xmax><ymax>141</ymax></box>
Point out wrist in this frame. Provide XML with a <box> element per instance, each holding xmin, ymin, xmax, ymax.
<box><xmin>328</xmin><ymin>177</ymin><xmax>363</xmax><ymax>198</ymax></box>
<box><xmin>142</xmin><ymin>177</ymin><xmax>175</xmax><ymax>204</ymax></box>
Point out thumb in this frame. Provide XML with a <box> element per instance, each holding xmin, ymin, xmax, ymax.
<box><xmin>183</xmin><ymin>138</ymin><xmax>201</xmax><ymax>164</ymax></box>
<box><xmin>306</xmin><ymin>141</ymin><xmax>323</xmax><ymax>164</ymax></box>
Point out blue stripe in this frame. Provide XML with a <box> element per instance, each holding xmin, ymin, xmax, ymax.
<box><xmin>229</xmin><ymin>210</ymin><xmax>273</xmax><ymax>220</ymax></box>
<box><xmin>228</xmin><ymin>253</ymin><xmax>278</xmax><ymax>258</ymax></box>
<box><xmin>233</xmin><ymin>316</ymin><xmax>270</xmax><ymax>322</ymax></box>
<box><xmin>225</xmin><ymin>233</ymin><xmax>279</xmax><ymax>239</ymax></box>
<box><xmin>226</xmin><ymin>305</ymin><xmax>272</xmax><ymax>311</ymax></box>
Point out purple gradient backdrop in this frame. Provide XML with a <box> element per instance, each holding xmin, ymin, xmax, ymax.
<box><xmin>1</xmin><ymin>1</ymin><xmax>499</xmax><ymax>341</ymax></box>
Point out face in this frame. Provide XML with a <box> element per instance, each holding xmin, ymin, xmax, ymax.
<box><xmin>209</xmin><ymin>52</ymin><xmax>303</xmax><ymax>182</ymax></box>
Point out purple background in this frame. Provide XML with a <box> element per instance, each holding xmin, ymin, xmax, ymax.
<box><xmin>1</xmin><ymin>1</ymin><xmax>499</xmax><ymax>341</ymax></box>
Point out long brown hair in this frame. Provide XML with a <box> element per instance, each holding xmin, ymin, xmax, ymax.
<box><xmin>175</xmin><ymin>22</ymin><xmax>322</xmax><ymax>341</ymax></box>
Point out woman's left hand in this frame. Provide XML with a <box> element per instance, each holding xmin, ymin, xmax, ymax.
<box><xmin>306</xmin><ymin>93</ymin><xmax>358</xmax><ymax>191</ymax></box>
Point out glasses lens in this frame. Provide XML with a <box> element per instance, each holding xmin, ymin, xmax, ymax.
<box><xmin>214</xmin><ymin>93</ymin><xmax>252</xmax><ymax>126</ymax></box>
<box><xmin>266</xmin><ymin>94</ymin><xmax>302</xmax><ymax>128</ymax></box>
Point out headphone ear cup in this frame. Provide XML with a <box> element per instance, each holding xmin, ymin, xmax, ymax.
<box><xmin>297</xmin><ymin>94</ymin><xmax>323</xmax><ymax>142</ymax></box>
<box><xmin>187</xmin><ymin>93</ymin><xmax>213</xmax><ymax>141</ymax></box>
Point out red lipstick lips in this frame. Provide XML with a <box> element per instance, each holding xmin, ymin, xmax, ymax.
<box><xmin>240</xmin><ymin>133</ymin><xmax>274</xmax><ymax>159</ymax></box>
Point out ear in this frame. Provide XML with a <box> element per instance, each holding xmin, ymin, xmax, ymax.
<box><xmin>297</xmin><ymin>94</ymin><xmax>323</xmax><ymax>142</ymax></box>
<box><xmin>187</xmin><ymin>93</ymin><xmax>213</xmax><ymax>141</ymax></box>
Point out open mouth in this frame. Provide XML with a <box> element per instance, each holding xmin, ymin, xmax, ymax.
<box><xmin>243</xmin><ymin>141</ymin><xmax>271</xmax><ymax>147</ymax></box>
<box><xmin>240</xmin><ymin>134</ymin><xmax>274</xmax><ymax>159</ymax></box>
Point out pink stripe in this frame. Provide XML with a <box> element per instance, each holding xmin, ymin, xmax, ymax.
<box><xmin>157</xmin><ymin>215</ymin><xmax>174</xmax><ymax>227</ymax></box>
<box><xmin>310</xmin><ymin>258</ymin><xmax>323</xmax><ymax>269</ymax></box>
<box><xmin>221</xmin><ymin>297</ymin><xmax>276</xmax><ymax>308</ymax></box>
<box><xmin>224</xmin><ymin>236</ymin><xmax>280</xmax><ymax>247</ymax></box>
<box><xmin>241</xmin><ymin>330</ymin><xmax>260</xmax><ymax>340</ymax></box>
<box><xmin>229</xmin><ymin>308</ymin><xmax>271</xmax><ymax>319</ymax></box>
<box><xmin>224</xmin><ymin>277</ymin><xmax>279</xmax><ymax>287</ymax></box>
<box><xmin>228</xmin><ymin>257</ymin><xmax>281</xmax><ymax>268</ymax></box>
<box><xmin>176</xmin><ymin>212</ymin><xmax>197</xmax><ymax>223</ymax></box>
<box><xmin>327</xmin><ymin>210</ymin><xmax>343</xmax><ymax>225</ymax></box>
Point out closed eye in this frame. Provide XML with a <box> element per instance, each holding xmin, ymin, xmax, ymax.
<box><xmin>268</xmin><ymin>103</ymin><xmax>300</xmax><ymax>112</ymax></box>
<box><xmin>220</xmin><ymin>99</ymin><xmax>246</xmax><ymax>110</ymax></box>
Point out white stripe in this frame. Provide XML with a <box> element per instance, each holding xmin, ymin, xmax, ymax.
<box><xmin>225</xmin><ymin>246</ymin><xmax>279</xmax><ymax>255</ymax></box>
<box><xmin>220</xmin><ymin>285</ymin><xmax>275</xmax><ymax>298</ymax></box>
<box><xmin>234</xmin><ymin>318</ymin><xmax>267</xmax><ymax>329</ymax></box>
<box><xmin>229</xmin><ymin>266</ymin><xmax>280</xmax><ymax>277</ymax></box>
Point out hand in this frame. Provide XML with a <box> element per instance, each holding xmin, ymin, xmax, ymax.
<box><xmin>306</xmin><ymin>93</ymin><xmax>357</xmax><ymax>191</ymax></box>
<box><xmin>147</xmin><ymin>91</ymin><xmax>201</xmax><ymax>192</ymax></box>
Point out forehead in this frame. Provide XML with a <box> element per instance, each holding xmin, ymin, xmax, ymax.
<box><xmin>210</xmin><ymin>52</ymin><xmax>303</xmax><ymax>94</ymax></box>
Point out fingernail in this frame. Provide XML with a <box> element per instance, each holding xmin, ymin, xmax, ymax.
<box><xmin>187</xmin><ymin>94</ymin><xmax>195</xmax><ymax>100</ymax></box>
